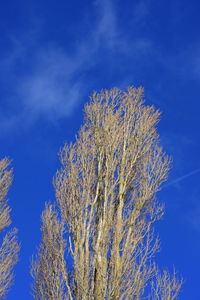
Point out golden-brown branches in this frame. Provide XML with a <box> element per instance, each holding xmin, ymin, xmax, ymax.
<box><xmin>0</xmin><ymin>158</ymin><xmax>19</xmax><ymax>298</ymax></box>
<box><xmin>32</xmin><ymin>87</ymin><xmax>182</xmax><ymax>299</ymax></box>
<box><xmin>31</xmin><ymin>204</ymin><xmax>73</xmax><ymax>300</ymax></box>
<box><xmin>149</xmin><ymin>269</ymin><xmax>183</xmax><ymax>300</ymax></box>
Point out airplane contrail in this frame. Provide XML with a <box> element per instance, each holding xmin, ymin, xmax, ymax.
<box><xmin>162</xmin><ymin>168</ymin><xmax>200</xmax><ymax>189</ymax></box>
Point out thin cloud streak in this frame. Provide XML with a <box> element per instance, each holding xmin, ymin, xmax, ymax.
<box><xmin>162</xmin><ymin>168</ymin><xmax>200</xmax><ymax>189</ymax></box>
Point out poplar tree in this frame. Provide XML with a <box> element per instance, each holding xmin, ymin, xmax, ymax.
<box><xmin>32</xmin><ymin>87</ymin><xmax>182</xmax><ymax>299</ymax></box>
<box><xmin>0</xmin><ymin>158</ymin><xmax>19</xmax><ymax>298</ymax></box>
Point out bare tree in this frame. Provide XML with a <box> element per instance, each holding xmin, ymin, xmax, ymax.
<box><xmin>31</xmin><ymin>203</ymin><xmax>72</xmax><ymax>300</ymax></box>
<box><xmin>0</xmin><ymin>158</ymin><xmax>19</xmax><ymax>298</ymax></box>
<box><xmin>32</xmin><ymin>87</ymin><xmax>182</xmax><ymax>299</ymax></box>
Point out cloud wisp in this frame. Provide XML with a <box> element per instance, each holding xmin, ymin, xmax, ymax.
<box><xmin>0</xmin><ymin>0</ymin><xmax>187</xmax><ymax>134</ymax></box>
<box><xmin>162</xmin><ymin>168</ymin><xmax>200</xmax><ymax>189</ymax></box>
<box><xmin>18</xmin><ymin>0</ymin><xmax>123</xmax><ymax>122</ymax></box>
<box><xmin>0</xmin><ymin>0</ymin><xmax>124</xmax><ymax>131</ymax></box>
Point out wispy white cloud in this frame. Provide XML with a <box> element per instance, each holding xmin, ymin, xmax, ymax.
<box><xmin>0</xmin><ymin>0</ymin><xmax>120</xmax><ymax>129</ymax></box>
<box><xmin>17</xmin><ymin>2</ymin><xmax>119</xmax><ymax>122</ymax></box>
<box><xmin>0</xmin><ymin>43</ymin><xmax>87</xmax><ymax>132</ymax></box>
<box><xmin>162</xmin><ymin>168</ymin><xmax>200</xmax><ymax>189</ymax></box>
<box><xmin>19</xmin><ymin>48</ymin><xmax>84</xmax><ymax>121</ymax></box>
<box><xmin>93</xmin><ymin>0</ymin><xmax>118</xmax><ymax>48</ymax></box>
<box><xmin>0</xmin><ymin>0</ymin><xmax>157</xmax><ymax>133</ymax></box>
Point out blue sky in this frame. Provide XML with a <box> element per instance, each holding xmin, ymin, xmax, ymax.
<box><xmin>0</xmin><ymin>0</ymin><xmax>200</xmax><ymax>299</ymax></box>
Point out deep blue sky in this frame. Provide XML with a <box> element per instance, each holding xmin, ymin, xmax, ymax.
<box><xmin>0</xmin><ymin>0</ymin><xmax>200</xmax><ymax>299</ymax></box>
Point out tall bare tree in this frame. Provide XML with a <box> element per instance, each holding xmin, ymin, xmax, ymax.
<box><xmin>32</xmin><ymin>87</ymin><xmax>182</xmax><ymax>299</ymax></box>
<box><xmin>0</xmin><ymin>158</ymin><xmax>19</xmax><ymax>298</ymax></box>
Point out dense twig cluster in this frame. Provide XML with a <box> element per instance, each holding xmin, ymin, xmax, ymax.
<box><xmin>31</xmin><ymin>87</ymin><xmax>182</xmax><ymax>299</ymax></box>
<box><xmin>0</xmin><ymin>158</ymin><xmax>19</xmax><ymax>298</ymax></box>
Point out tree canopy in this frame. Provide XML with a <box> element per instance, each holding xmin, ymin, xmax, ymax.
<box><xmin>32</xmin><ymin>87</ymin><xmax>182</xmax><ymax>300</ymax></box>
